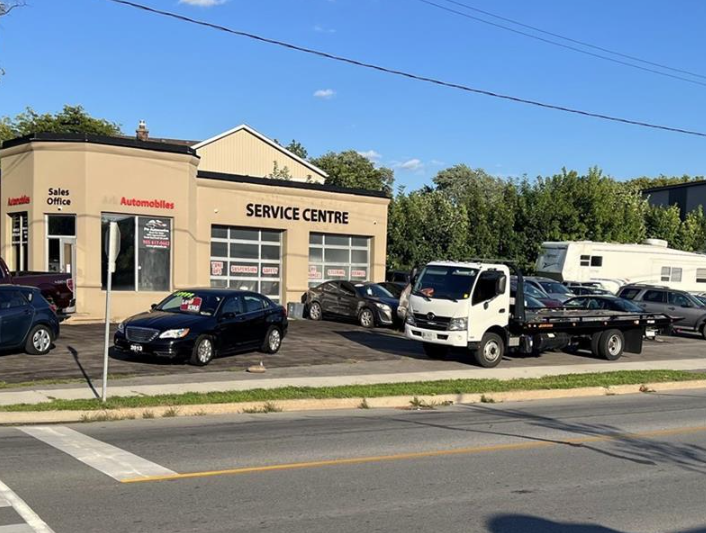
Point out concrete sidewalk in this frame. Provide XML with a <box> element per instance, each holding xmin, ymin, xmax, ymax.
<box><xmin>2</xmin><ymin>357</ymin><xmax>706</xmax><ymax>407</ymax></box>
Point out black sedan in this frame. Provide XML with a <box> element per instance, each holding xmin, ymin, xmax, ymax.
<box><xmin>305</xmin><ymin>281</ymin><xmax>399</xmax><ymax>328</ymax></box>
<box><xmin>0</xmin><ymin>285</ymin><xmax>59</xmax><ymax>355</ymax></box>
<box><xmin>563</xmin><ymin>295</ymin><xmax>644</xmax><ymax>313</ymax></box>
<box><xmin>114</xmin><ymin>289</ymin><xmax>287</xmax><ymax>366</ymax></box>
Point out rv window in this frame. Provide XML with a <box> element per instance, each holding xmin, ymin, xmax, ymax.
<box><xmin>590</xmin><ymin>256</ymin><xmax>603</xmax><ymax>267</ymax></box>
<box><xmin>580</xmin><ymin>255</ymin><xmax>590</xmax><ymax>267</ymax></box>
<box><xmin>672</xmin><ymin>268</ymin><xmax>683</xmax><ymax>282</ymax></box>
<box><xmin>697</xmin><ymin>268</ymin><xmax>706</xmax><ymax>283</ymax></box>
<box><xmin>643</xmin><ymin>290</ymin><xmax>666</xmax><ymax>304</ymax></box>
<box><xmin>660</xmin><ymin>267</ymin><xmax>671</xmax><ymax>282</ymax></box>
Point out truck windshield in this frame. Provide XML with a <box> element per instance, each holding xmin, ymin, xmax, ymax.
<box><xmin>413</xmin><ymin>266</ymin><xmax>479</xmax><ymax>301</ymax></box>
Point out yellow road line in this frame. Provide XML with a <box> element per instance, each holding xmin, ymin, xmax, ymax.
<box><xmin>121</xmin><ymin>424</ymin><xmax>706</xmax><ymax>484</ymax></box>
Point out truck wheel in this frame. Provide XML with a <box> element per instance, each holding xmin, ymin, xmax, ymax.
<box><xmin>25</xmin><ymin>325</ymin><xmax>53</xmax><ymax>355</ymax></box>
<box><xmin>473</xmin><ymin>333</ymin><xmax>504</xmax><ymax>368</ymax></box>
<box><xmin>423</xmin><ymin>343</ymin><xmax>448</xmax><ymax>360</ymax></box>
<box><xmin>598</xmin><ymin>329</ymin><xmax>625</xmax><ymax>361</ymax></box>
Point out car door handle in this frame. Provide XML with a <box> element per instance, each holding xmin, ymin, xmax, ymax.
<box><xmin>668</xmin><ymin>307</ymin><xmax>676</xmax><ymax>311</ymax></box>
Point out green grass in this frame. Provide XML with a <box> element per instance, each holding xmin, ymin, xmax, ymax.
<box><xmin>0</xmin><ymin>370</ymin><xmax>703</xmax><ymax>412</ymax></box>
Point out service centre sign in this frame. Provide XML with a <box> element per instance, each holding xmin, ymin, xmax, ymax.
<box><xmin>246</xmin><ymin>203</ymin><xmax>349</xmax><ymax>225</ymax></box>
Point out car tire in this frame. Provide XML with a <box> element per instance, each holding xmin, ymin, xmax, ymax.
<box><xmin>309</xmin><ymin>302</ymin><xmax>323</xmax><ymax>321</ymax></box>
<box><xmin>261</xmin><ymin>326</ymin><xmax>283</xmax><ymax>354</ymax></box>
<box><xmin>700</xmin><ymin>323</ymin><xmax>706</xmax><ymax>341</ymax></box>
<box><xmin>189</xmin><ymin>335</ymin><xmax>216</xmax><ymax>366</ymax></box>
<box><xmin>597</xmin><ymin>329</ymin><xmax>625</xmax><ymax>361</ymax></box>
<box><xmin>358</xmin><ymin>308</ymin><xmax>375</xmax><ymax>328</ymax></box>
<box><xmin>472</xmin><ymin>332</ymin><xmax>504</xmax><ymax>368</ymax></box>
<box><xmin>25</xmin><ymin>325</ymin><xmax>53</xmax><ymax>355</ymax></box>
<box><xmin>422</xmin><ymin>342</ymin><xmax>448</xmax><ymax>360</ymax></box>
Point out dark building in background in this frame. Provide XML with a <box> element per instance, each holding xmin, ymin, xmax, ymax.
<box><xmin>643</xmin><ymin>180</ymin><xmax>706</xmax><ymax>219</ymax></box>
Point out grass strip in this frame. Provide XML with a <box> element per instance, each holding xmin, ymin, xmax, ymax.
<box><xmin>1</xmin><ymin>370</ymin><xmax>703</xmax><ymax>412</ymax></box>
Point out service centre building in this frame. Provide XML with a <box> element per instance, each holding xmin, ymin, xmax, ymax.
<box><xmin>0</xmin><ymin>124</ymin><xmax>390</xmax><ymax>319</ymax></box>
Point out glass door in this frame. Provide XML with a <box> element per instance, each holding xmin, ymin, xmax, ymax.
<box><xmin>46</xmin><ymin>215</ymin><xmax>76</xmax><ymax>279</ymax></box>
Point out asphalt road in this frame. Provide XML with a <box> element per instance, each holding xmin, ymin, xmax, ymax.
<box><xmin>1</xmin><ymin>391</ymin><xmax>706</xmax><ymax>532</ymax></box>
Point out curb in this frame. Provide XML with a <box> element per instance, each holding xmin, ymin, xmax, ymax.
<box><xmin>2</xmin><ymin>379</ymin><xmax>706</xmax><ymax>425</ymax></box>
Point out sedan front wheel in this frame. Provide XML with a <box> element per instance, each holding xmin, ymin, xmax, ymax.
<box><xmin>358</xmin><ymin>308</ymin><xmax>375</xmax><ymax>328</ymax></box>
<box><xmin>189</xmin><ymin>335</ymin><xmax>216</xmax><ymax>366</ymax></box>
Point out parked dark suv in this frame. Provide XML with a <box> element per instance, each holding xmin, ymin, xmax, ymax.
<box><xmin>617</xmin><ymin>284</ymin><xmax>706</xmax><ymax>339</ymax></box>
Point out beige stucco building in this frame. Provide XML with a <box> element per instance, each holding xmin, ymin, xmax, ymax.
<box><xmin>0</xmin><ymin>124</ymin><xmax>390</xmax><ymax>320</ymax></box>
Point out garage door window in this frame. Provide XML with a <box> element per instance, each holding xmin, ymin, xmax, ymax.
<box><xmin>308</xmin><ymin>233</ymin><xmax>370</xmax><ymax>287</ymax></box>
<box><xmin>210</xmin><ymin>226</ymin><xmax>282</xmax><ymax>303</ymax></box>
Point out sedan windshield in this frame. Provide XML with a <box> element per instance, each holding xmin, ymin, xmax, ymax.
<box><xmin>356</xmin><ymin>284</ymin><xmax>394</xmax><ymax>299</ymax></box>
<box><xmin>413</xmin><ymin>266</ymin><xmax>479</xmax><ymax>301</ymax></box>
<box><xmin>513</xmin><ymin>281</ymin><xmax>546</xmax><ymax>299</ymax></box>
<box><xmin>539</xmin><ymin>281</ymin><xmax>573</xmax><ymax>295</ymax></box>
<box><xmin>156</xmin><ymin>291</ymin><xmax>223</xmax><ymax>316</ymax></box>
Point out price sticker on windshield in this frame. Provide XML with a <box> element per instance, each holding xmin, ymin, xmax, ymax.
<box><xmin>180</xmin><ymin>296</ymin><xmax>203</xmax><ymax>313</ymax></box>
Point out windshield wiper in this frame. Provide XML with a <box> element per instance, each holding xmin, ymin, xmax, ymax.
<box><xmin>412</xmin><ymin>290</ymin><xmax>431</xmax><ymax>302</ymax></box>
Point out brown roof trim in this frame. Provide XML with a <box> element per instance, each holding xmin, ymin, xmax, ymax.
<box><xmin>197</xmin><ymin>170</ymin><xmax>390</xmax><ymax>199</ymax></box>
<box><xmin>1</xmin><ymin>132</ymin><xmax>198</xmax><ymax>156</ymax></box>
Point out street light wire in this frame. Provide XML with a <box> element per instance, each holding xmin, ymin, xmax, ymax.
<box><xmin>435</xmin><ymin>0</ymin><xmax>706</xmax><ymax>81</ymax></box>
<box><xmin>104</xmin><ymin>0</ymin><xmax>706</xmax><ymax>139</ymax></box>
<box><xmin>418</xmin><ymin>0</ymin><xmax>706</xmax><ymax>88</ymax></box>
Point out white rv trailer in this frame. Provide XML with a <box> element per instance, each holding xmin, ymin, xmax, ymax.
<box><xmin>536</xmin><ymin>240</ymin><xmax>706</xmax><ymax>293</ymax></box>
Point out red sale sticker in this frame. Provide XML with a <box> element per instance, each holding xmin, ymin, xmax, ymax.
<box><xmin>180</xmin><ymin>296</ymin><xmax>203</xmax><ymax>313</ymax></box>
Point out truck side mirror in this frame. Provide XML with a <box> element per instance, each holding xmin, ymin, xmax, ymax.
<box><xmin>496</xmin><ymin>275</ymin><xmax>507</xmax><ymax>296</ymax></box>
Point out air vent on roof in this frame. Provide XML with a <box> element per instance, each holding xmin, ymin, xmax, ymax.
<box><xmin>643</xmin><ymin>239</ymin><xmax>669</xmax><ymax>248</ymax></box>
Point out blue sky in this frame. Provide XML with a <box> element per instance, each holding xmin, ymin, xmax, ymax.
<box><xmin>2</xmin><ymin>0</ymin><xmax>706</xmax><ymax>190</ymax></box>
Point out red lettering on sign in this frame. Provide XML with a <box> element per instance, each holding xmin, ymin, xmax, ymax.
<box><xmin>7</xmin><ymin>195</ymin><xmax>30</xmax><ymax>206</ymax></box>
<box><xmin>120</xmin><ymin>197</ymin><xmax>175</xmax><ymax>210</ymax></box>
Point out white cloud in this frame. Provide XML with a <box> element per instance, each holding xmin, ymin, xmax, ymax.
<box><xmin>430</xmin><ymin>159</ymin><xmax>445</xmax><ymax>166</ymax></box>
<box><xmin>313</xmin><ymin>88</ymin><xmax>336</xmax><ymax>99</ymax></box>
<box><xmin>396</xmin><ymin>158</ymin><xmax>423</xmax><ymax>171</ymax></box>
<box><xmin>358</xmin><ymin>150</ymin><xmax>382</xmax><ymax>161</ymax></box>
<box><xmin>178</xmin><ymin>0</ymin><xmax>227</xmax><ymax>6</ymax></box>
<box><xmin>314</xmin><ymin>25</ymin><xmax>336</xmax><ymax>33</ymax></box>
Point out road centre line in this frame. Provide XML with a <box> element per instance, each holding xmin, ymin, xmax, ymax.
<box><xmin>122</xmin><ymin>424</ymin><xmax>706</xmax><ymax>484</ymax></box>
<box><xmin>0</xmin><ymin>479</ymin><xmax>54</xmax><ymax>533</ymax></box>
<box><xmin>19</xmin><ymin>426</ymin><xmax>176</xmax><ymax>482</ymax></box>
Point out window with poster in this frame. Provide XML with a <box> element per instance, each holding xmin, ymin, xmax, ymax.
<box><xmin>101</xmin><ymin>214</ymin><xmax>172</xmax><ymax>291</ymax></box>
<box><xmin>9</xmin><ymin>212</ymin><xmax>29</xmax><ymax>271</ymax></box>
<box><xmin>209</xmin><ymin>226</ymin><xmax>282</xmax><ymax>303</ymax></box>
<box><xmin>308</xmin><ymin>233</ymin><xmax>370</xmax><ymax>288</ymax></box>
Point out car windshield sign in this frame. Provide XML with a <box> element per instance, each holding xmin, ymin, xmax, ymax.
<box><xmin>157</xmin><ymin>291</ymin><xmax>222</xmax><ymax>316</ymax></box>
<box><xmin>414</xmin><ymin>266</ymin><xmax>479</xmax><ymax>301</ymax></box>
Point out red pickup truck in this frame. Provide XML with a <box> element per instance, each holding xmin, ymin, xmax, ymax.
<box><xmin>0</xmin><ymin>257</ymin><xmax>75</xmax><ymax>318</ymax></box>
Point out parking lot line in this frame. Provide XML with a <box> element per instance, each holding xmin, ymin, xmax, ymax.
<box><xmin>19</xmin><ymin>427</ymin><xmax>177</xmax><ymax>482</ymax></box>
<box><xmin>0</xmin><ymin>479</ymin><xmax>54</xmax><ymax>533</ymax></box>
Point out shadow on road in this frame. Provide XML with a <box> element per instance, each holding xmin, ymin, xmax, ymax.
<box><xmin>67</xmin><ymin>346</ymin><xmax>99</xmax><ymax>399</ymax></box>
<box><xmin>488</xmin><ymin>514</ymin><xmax>706</xmax><ymax>533</ymax></box>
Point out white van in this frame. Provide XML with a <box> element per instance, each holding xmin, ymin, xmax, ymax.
<box><xmin>536</xmin><ymin>240</ymin><xmax>706</xmax><ymax>293</ymax></box>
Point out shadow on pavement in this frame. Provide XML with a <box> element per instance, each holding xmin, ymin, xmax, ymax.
<box><xmin>67</xmin><ymin>346</ymin><xmax>99</xmax><ymax>399</ymax></box>
<box><xmin>488</xmin><ymin>515</ymin><xmax>706</xmax><ymax>533</ymax></box>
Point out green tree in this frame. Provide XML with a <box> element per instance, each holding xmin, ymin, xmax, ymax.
<box><xmin>674</xmin><ymin>207</ymin><xmax>706</xmax><ymax>252</ymax></box>
<box><xmin>311</xmin><ymin>150</ymin><xmax>394</xmax><ymax>194</ymax></box>
<box><xmin>274</xmin><ymin>139</ymin><xmax>309</xmax><ymax>159</ymax></box>
<box><xmin>628</xmin><ymin>174</ymin><xmax>702</xmax><ymax>191</ymax></box>
<box><xmin>645</xmin><ymin>204</ymin><xmax>682</xmax><ymax>244</ymax></box>
<box><xmin>267</xmin><ymin>161</ymin><xmax>292</xmax><ymax>181</ymax></box>
<box><xmin>0</xmin><ymin>105</ymin><xmax>122</xmax><ymax>142</ymax></box>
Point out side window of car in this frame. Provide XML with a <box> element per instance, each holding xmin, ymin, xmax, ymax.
<box><xmin>323</xmin><ymin>282</ymin><xmax>339</xmax><ymax>294</ymax></box>
<box><xmin>0</xmin><ymin>290</ymin><xmax>28</xmax><ymax>310</ymax></box>
<box><xmin>340</xmin><ymin>282</ymin><xmax>356</xmax><ymax>297</ymax></box>
<box><xmin>221</xmin><ymin>297</ymin><xmax>242</xmax><ymax>316</ymax></box>
<box><xmin>567</xmin><ymin>298</ymin><xmax>585</xmax><ymax>308</ymax></box>
<box><xmin>668</xmin><ymin>292</ymin><xmax>690</xmax><ymax>307</ymax></box>
<box><xmin>243</xmin><ymin>295</ymin><xmax>264</xmax><ymax>313</ymax></box>
<box><xmin>619</xmin><ymin>288</ymin><xmax>640</xmax><ymax>300</ymax></box>
<box><xmin>643</xmin><ymin>290</ymin><xmax>666</xmax><ymax>303</ymax></box>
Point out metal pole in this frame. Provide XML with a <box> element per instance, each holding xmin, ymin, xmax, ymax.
<box><xmin>101</xmin><ymin>223</ymin><xmax>116</xmax><ymax>403</ymax></box>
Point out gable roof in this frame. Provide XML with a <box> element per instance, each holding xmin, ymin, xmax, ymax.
<box><xmin>192</xmin><ymin>124</ymin><xmax>328</xmax><ymax>179</ymax></box>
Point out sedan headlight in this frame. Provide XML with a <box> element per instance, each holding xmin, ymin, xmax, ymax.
<box><xmin>117</xmin><ymin>322</ymin><xmax>125</xmax><ymax>333</ymax></box>
<box><xmin>375</xmin><ymin>303</ymin><xmax>392</xmax><ymax>313</ymax></box>
<box><xmin>159</xmin><ymin>328</ymin><xmax>190</xmax><ymax>339</ymax></box>
<box><xmin>448</xmin><ymin>317</ymin><xmax>468</xmax><ymax>331</ymax></box>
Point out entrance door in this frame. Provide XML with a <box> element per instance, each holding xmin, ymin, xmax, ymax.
<box><xmin>48</xmin><ymin>237</ymin><xmax>76</xmax><ymax>276</ymax></box>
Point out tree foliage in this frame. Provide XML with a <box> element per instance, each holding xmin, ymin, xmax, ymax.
<box><xmin>311</xmin><ymin>150</ymin><xmax>394</xmax><ymax>195</ymax></box>
<box><xmin>0</xmin><ymin>105</ymin><xmax>122</xmax><ymax>142</ymax></box>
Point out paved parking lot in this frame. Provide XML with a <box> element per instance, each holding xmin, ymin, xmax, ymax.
<box><xmin>0</xmin><ymin>318</ymin><xmax>705</xmax><ymax>385</ymax></box>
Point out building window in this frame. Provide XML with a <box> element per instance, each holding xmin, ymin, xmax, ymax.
<box><xmin>697</xmin><ymin>268</ymin><xmax>706</xmax><ymax>283</ymax></box>
<box><xmin>9</xmin><ymin>212</ymin><xmax>29</xmax><ymax>272</ymax></box>
<box><xmin>101</xmin><ymin>214</ymin><xmax>172</xmax><ymax>291</ymax></box>
<box><xmin>308</xmin><ymin>233</ymin><xmax>370</xmax><ymax>287</ymax></box>
<box><xmin>661</xmin><ymin>266</ymin><xmax>682</xmax><ymax>283</ymax></box>
<box><xmin>209</xmin><ymin>226</ymin><xmax>282</xmax><ymax>303</ymax></box>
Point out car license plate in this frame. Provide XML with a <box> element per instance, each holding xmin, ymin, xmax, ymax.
<box><xmin>422</xmin><ymin>331</ymin><xmax>434</xmax><ymax>341</ymax></box>
<box><xmin>130</xmin><ymin>344</ymin><xmax>143</xmax><ymax>353</ymax></box>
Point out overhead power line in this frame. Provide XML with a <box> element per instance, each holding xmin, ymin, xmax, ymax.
<box><xmin>437</xmin><ymin>0</ymin><xmax>706</xmax><ymax>81</ymax></box>
<box><xmin>418</xmin><ymin>0</ymin><xmax>706</xmax><ymax>88</ymax></box>
<box><xmin>105</xmin><ymin>0</ymin><xmax>706</xmax><ymax>139</ymax></box>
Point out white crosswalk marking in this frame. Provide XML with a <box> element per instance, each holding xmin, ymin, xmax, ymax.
<box><xmin>20</xmin><ymin>426</ymin><xmax>177</xmax><ymax>482</ymax></box>
<box><xmin>0</xmin><ymin>479</ymin><xmax>54</xmax><ymax>533</ymax></box>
